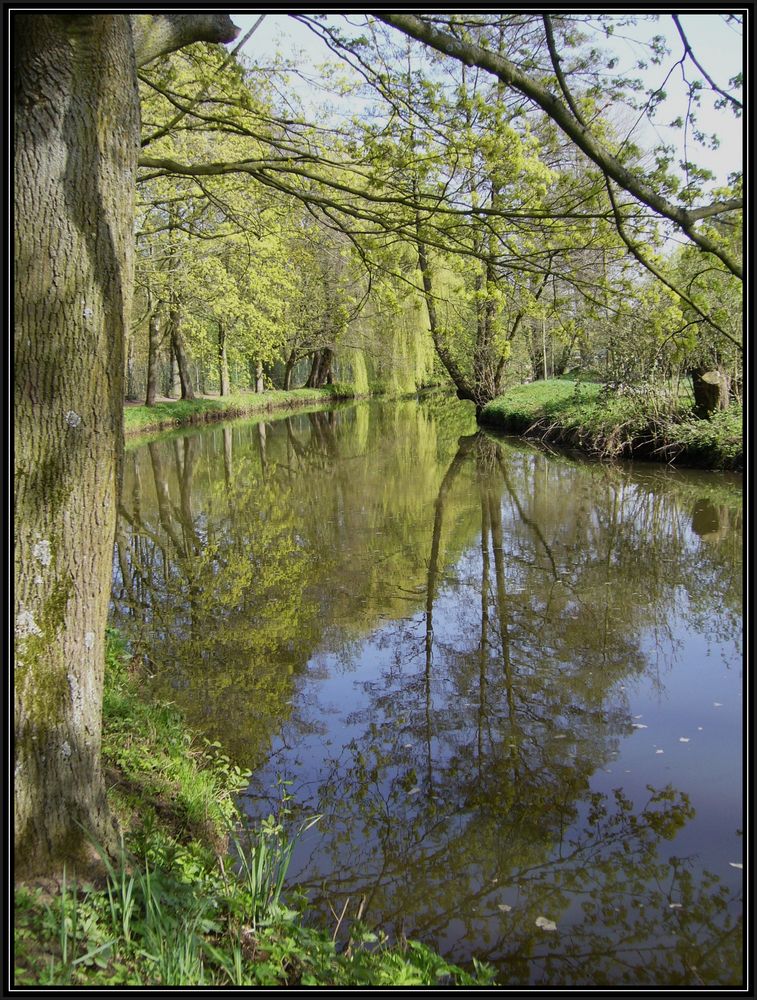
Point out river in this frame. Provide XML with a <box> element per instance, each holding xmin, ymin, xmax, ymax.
<box><xmin>111</xmin><ymin>396</ymin><xmax>743</xmax><ymax>986</ymax></box>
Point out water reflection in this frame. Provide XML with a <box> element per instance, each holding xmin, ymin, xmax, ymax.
<box><xmin>112</xmin><ymin>399</ymin><xmax>742</xmax><ymax>986</ymax></box>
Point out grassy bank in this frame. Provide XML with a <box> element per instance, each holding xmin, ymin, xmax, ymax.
<box><xmin>124</xmin><ymin>385</ymin><xmax>357</xmax><ymax>439</ymax></box>
<box><xmin>14</xmin><ymin>632</ymin><xmax>495</xmax><ymax>988</ymax></box>
<box><xmin>480</xmin><ymin>379</ymin><xmax>742</xmax><ymax>471</ymax></box>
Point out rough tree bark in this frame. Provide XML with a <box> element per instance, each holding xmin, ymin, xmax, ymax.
<box><xmin>14</xmin><ymin>12</ymin><xmax>238</xmax><ymax>877</ymax></box>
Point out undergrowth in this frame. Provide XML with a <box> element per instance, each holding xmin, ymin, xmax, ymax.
<box><xmin>480</xmin><ymin>379</ymin><xmax>742</xmax><ymax>470</ymax></box>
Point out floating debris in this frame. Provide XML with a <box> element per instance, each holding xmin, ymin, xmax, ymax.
<box><xmin>632</xmin><ymin>723</ymin><xmax>648</xmax><ymax>729</ymax></box>
<box><xmin>656</xmin><ymin>750</ymin><xmax>664</xmax><ymax>755</ymax></box>
<box><xmin>729</xmin><ymin>862</ymin><xmax>743</xmax><ymax>870</ymax></box>
<box><xmin>498</xmin><ymin>904</ymin><xmax>512</xmax><ymax>912</ymax></box>
<box><xmin>679</xmin><ymin>737</ymin><xmax>690</xmax><ymax>743</ymax></box>
<box><xmin>713</xmin><ymin>702</ymin><xmax>723</xmax><ymax>708</ymax></box>
<box><xmin>535</xmin><ymin>916</ymin><xmax>557</xmax><ymax>931</ymax></box>
<box><xmin>669</xmin><ymin>903</ymin><xmax>683</xmax><ymax>910</ymax></box>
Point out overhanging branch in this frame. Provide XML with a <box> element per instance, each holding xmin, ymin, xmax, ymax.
<box><xmin>376</xmin><ymin>14</ymin><xmax>742</xmax><ymax>279</ymax></box>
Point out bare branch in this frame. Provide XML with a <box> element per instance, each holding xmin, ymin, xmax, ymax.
<box><xmin>671</xmin><ymin>14</ymin><xmax>743</xmax><ymax>113</ymax></box>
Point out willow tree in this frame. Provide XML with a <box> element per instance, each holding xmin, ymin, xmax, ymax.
<box><xmin>14</xmin><ymin>12</ymin><xmax>239</xmax><ymax>876</ymax></box>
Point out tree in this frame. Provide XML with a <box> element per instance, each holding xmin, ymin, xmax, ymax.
<box><xmin>14</xmin><ymin>12</ymin><xmax>239</xmax><ymax>876</ymax></box>
<box><xmin>374</xmin><ymin>14</ymin><xmax>742</xmax><ymax>279</ymax></box>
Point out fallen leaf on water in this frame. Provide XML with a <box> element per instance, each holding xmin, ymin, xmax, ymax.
<box><xmin>535</xmin><ymin>916</ymin><xmax>557</xmax><ymax>931</ymax></box>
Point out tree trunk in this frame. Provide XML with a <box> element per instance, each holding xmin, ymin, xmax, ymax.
<box><xmin>255</xmin><ymin>360</ymin><xmax>265</xmax><ymax>393</ymax></box>
<box><xmin>145</xmin><ymin>310</ymin><xmax>161</xmax><ymax>405</ymax></box>
<box><xmin>13</xmin><ymin>10</ymin><xmax>239</xmax><ymax>879</ymax></box>
<box><xmin>168</xmin><ymin>352</ymin><xmax>180</xmax><ymax>398</ymax></box>
<box><xmin>305</xmin><ymin>351</ymin><xmax>321</xmax><ymax>388</ymax></box>
<box><xmin>125</xmin><ymin>330</ymin><xmax>137</xmax><ymax>400</ymax></box>
<box><xmin>413</xmin><ymin>199</ymin><xmax>475</xmax><ymax>404</ymax></box>
<box><xmin>305</xmin><ymin>348</ymin><xmax>334</xmax><ymax>388</ymax></box>
<box><xmin>170</xmin><ymin>305</ymin><xmax>195</xmax><ymax>400</ymax></box>
<box><xmin>14</xmin><ymin>14</ymin><xmax>138</xmax><ymax>876</ymax></box>
<box><xmin>283</xmin><ymin>350</ymin><xmax>296</xmax><ymax>391</ymax></box>
<box><xmin>691</xmin><ymin>368</ymin><xmax>729</xmax><ymax>418</ymax></box>
<box><xmin>217</xmin><ymin>323</ymin><xmax>230</xmax><ymax>396</ymax></box>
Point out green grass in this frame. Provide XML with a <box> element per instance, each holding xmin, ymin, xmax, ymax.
<box><xmin>480</xmin><ymin>379</ymin><xmax>742</xmax><ymax>470</ymax></box>
<box><xmin>124</xmin><ymin>386</ymin><xmax>357</xmax><ymax>438</ymax></box>
<box><xmin>13</xmin><ymin>631</ymin><xmax>497</xmax><ymax>988</ymax></box>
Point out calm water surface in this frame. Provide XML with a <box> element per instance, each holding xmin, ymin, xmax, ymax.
<box><xmin>111</xmin><ymin>397</ymin><xmax>743</xmax><ymax>986</ymax></box>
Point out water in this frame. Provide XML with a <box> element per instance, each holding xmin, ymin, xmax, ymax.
<box><xmin>111</xmin><ymin>397</ymin><xmax>743</xmax><ymax>986</ymax></box>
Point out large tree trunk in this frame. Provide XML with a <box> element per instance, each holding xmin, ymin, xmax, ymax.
<box><xmin>14</xmin><ymin>14</ymin><xmax>138</xmax><ymax>876</ymax></box>
<box><xmin>13</xmin><ymin>11</ymin><xmax>239</xmax><ymax>879</ymax></box>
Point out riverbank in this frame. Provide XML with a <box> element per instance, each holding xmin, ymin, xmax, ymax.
<box><xmin>124</xmin><ymin>386</ymin><xmax>358</xmax><ymax>439</ymax></box>
<box><xmin>14</xmin><ymin>632</ymin><xmax>495</xmax><ymax>988</ymax></box>
<box><xmin>479</xmin><ymin>379</ymin><xmax>742</xmax><ymax>471</ymax></box>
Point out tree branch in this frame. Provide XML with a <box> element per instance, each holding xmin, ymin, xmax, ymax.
<box><xmin>671</xmin><ymin>14</ymin><xmax>742</xmax><ymax>113</ymax></box>
<box><xmin>131</xmin><ymin>13</ymin><xmax>240</xmax><ymax>68</ymax></box>
<box><xmin>376</xmin><ymin>14</ymin><xmax>742</xmax><ymax>279</ymax></box>
<box><xmin>604</xmin><ymin>180</ymin><xmax>741</xmax><ymax>352</ymax></box>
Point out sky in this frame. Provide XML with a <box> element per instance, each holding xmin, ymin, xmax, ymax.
<box><xmin>227</xmin><ymin>11</ymin><xmax>743</xmax><ymax>190</ymax></box>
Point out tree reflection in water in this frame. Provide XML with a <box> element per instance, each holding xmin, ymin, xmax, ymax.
<box><xmin>112</xmin><ymin>402</ymin><xmax>742</xmax><ymax>987</ymax></box>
